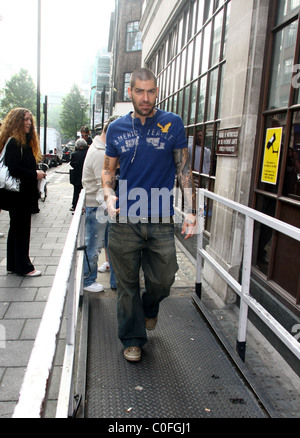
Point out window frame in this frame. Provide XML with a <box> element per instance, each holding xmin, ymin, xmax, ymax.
<box><xmin>126</xmin><ymin>20</ymin><xmax>142</xmax><ymax>52</ymax></box>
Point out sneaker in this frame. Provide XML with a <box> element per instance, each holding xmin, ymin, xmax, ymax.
<box><xmin>98</xmin><ymin>261</ymin><xmax>110</xmax><ymax>272</ymax></box>
<box><xmin>145</xmin><ymin>316</ymin><xmax>158</xmax><ymax>331</ymax></box>
<box><xmin>124</xmin><ymin>346</ymin><xmax>141</xmax><ymax>362</ymax></box>
<box><xmin>84</xmin><ymin>282</ymin><xmax>104</xmax><ymax>293</ymax></box>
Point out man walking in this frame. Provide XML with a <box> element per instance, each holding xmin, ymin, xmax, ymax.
<box><xmin>101</xmin><ymin>68</ymin><xmax>196</xmax><ymax>362</ymax></box>
<box><xmin>82</xmin><ymin>117</ymin><xmax>117</xmax><ymax>292</ymax></box>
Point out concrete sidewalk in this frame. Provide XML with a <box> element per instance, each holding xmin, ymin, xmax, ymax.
<box><xmin>0</xmin><ymin>165</ymin><xmax>299</xmax><ymax>418</ymax></box>
<box><xmin>0</xmin><ymin>166</ymin><xmax>74</xmax><ymax>417</ymax></box>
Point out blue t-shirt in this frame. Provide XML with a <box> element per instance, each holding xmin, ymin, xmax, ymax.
<box><xmin>105</xmin><ymin>108</ymin><xmax>187</xmax><ymax>218</ymax></box>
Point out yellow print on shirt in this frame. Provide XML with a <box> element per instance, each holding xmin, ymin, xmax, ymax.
<box><xmin>157</xmin><ymin>122</ymin><xmax>172</xmax><ymax>133</ymax></box>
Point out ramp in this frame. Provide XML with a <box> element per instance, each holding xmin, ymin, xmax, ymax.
<box><xmin>84</xmin><ymin>294</ymin><xmax>269</xmax><ymax>418</ymax></box>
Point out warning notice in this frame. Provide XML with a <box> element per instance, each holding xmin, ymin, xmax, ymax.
<box><xmin>217</xmin><ymin>128</ymin><xmax>239</xmax><ymax>155</ymax></box>
<box><xmin>261</xmin><ymin>127</ymin><xmax>283</xmax><ymax>185</ymax></box>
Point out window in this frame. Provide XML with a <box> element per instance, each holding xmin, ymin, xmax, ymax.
<box><xmin>126</xmin><ymin>21</ymin><xmax>142</xmax><ymax>52</ymax></box>
<box><xmin>211</xmin><ymin>10</ymin><xmax>224</xmax><ymax>66</ymax></box>
<box><xmin>277</xmin><ymin>0</ymin><xmax>300</xmax><ymax>24</ymax></box>
<box><xmin>207</xmin><ymin>68</ymin><xmax>219</xmax><ymax>120</ymax></box>
<box><xmin>123</xmin><ymin>73</ymin><xmax>131</xmax><ymax>101</ymax></box>
<box><xmin>268</xmin><ymin>21</ymin><xmax>298</xmax><ymax>109</ymax></box>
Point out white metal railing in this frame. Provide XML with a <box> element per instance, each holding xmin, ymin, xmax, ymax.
<box><xmin>13</xmin><ymin>189</ymin><xmax>86</xmax><ymax>418</ymax></box>
<box><xmin>197</xmin><ymin>189</ymin><xmax>300</xmax><ymax>362</ymax></box>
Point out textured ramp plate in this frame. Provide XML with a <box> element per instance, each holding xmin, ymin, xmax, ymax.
<box><xmin>85</xmin><ymin>296</ymin><xmax>267</xmax><ymax>418</ymax></box>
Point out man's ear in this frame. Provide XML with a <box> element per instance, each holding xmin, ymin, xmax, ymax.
<box><xmin>128</xmin><ymin>87</ymin><xmax>132</xmax><ymax>100</ymax></box>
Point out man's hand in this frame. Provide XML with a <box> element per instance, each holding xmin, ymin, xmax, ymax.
<box><xmin>181</xmin><ymin>213</ymin><xmax>197</xmax><ymax>239</ymax></box>
<box><xmin>106</xmin><ymin>194</ymin><xmax>120</xmax><ymax>218</ymax></box>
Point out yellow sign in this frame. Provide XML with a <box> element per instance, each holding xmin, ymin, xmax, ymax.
<box><xmin>261</xmin><ymin>127</ymin><xmax>283</xmax><ymax>185</ymax></box>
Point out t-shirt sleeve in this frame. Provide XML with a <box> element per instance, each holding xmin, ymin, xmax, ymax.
<box><xmin>105</xmin><ymin>124</ymin><xmax>118</xmax><ymax>157</ymax></box>
<box><xmin>174</xmin><ymin>115</ymin><xmax>188</xmax><ymax>150</ymax></box>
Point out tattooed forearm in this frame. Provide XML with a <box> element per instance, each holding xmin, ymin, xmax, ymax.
<box><xmin>173</xmin><ymin>148</ymin><xmax>196</xmax><ymax>212</ymax></box>
<box><xmin>101</xmin><ymin>155</ymin><xmax>117</xmax><ymax>197</ymax></box>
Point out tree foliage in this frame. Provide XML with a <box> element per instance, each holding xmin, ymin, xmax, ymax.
<box><xmin>59</xmin><ymin>84</ymin><xmax>89</xmax><ymax>139</ymax></box>
<box><xmin>0</xmin><ymin>68</ymin><xmax>36</xmax><ymax>119</ymax></box>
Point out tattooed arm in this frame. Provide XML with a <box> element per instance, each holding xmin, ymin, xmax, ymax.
<box><xmin>173</xmin><ymin>147</ymin><xmax>197</xmax><ymax>239</ymax></box>
<box><xmin>101</xmin><ymin>154</ymin><xmax>120</xmax><ymax>217</ymax></box>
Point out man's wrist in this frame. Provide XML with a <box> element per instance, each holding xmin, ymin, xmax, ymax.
<box><xmin>103</xmin><ymin>188</ymin><xmax>115</xmax><ymax>201</ymax></box>
<box><xmin>185</xmin><ymin>212</ymin><xmax>196</xmax><ymax>224</ymax></box>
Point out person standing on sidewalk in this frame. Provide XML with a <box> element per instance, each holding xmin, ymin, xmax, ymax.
<box><xmin>82</xmin><ymin>117</ymin><xmax>118</xmax><ymax>293</ymax></box>
<box><xmin>70</xmin><ymin>138</ymin><xmax>88</xmax><ymax>211</ymax></box>
<box><xmin>101</xmin><ymin>68</ymin><xmax>197</xmax><ymax>362</ymax></box>
<box><xmin>0</xmin><ymin>108</ymin><xmax>45</xmax><ymax>277</ymax></box>
<box><xmin>0</xmin><ymin>122</ymin><xmax>5</xmax><ymax>238</ymax></box>
<box><xmin>80</xmin><ymin>126</ymin><xmax>93</xmax><ymax>146</ymax></box>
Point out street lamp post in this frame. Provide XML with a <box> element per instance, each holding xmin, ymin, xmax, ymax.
<box><xmin>43</xmin><ymin>95</ymin><xmax>48</xmax><ymax>155</ymax></box>
<box><xmin>37</xmin><ymin>0</ymin><xmax>41</xmax><ymax>136</ymax></box>
<box><xmin>101</xmin><ymin>85</ymin><xmax>106</xmax><ymax>130</ymax></box>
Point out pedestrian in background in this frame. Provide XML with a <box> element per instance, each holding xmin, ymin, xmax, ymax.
<box><xmin>101</xmin><ymin>68</ymin><xmax>197</xmax><ymax>362</ymax></box>
<box><xmin>81</xmin><ymin>119</ymin><xmax>116</xmax><ymax>293</ymax></box>
<box><xmin>0</xmin><ymin>107</ymin><xmax>45</xmax><ymax>277</ymax></box>
<box><xmin>98</xmin><ymin>161</ymin><xmax>120</xmax><ymax>290</ymax></box>
<box><xmin>0</xmin><ymin>120</ymin><xmax>4</xmax><ymax>238</ymax></box>
<box><xmin>69</xmin><ymin>138</ymin><xmax>88</xmax><ymax>211</ymax></box>
<box><xmin>80</xmin><ymin>126</ymin><xmax>93</xmax><ymax>146</ymax></box>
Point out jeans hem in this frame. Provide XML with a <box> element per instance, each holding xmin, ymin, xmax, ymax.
<box><xmin>122</xmin><ymin>338</ymin><xmax>147</xmax><ymax>349</ymax></box>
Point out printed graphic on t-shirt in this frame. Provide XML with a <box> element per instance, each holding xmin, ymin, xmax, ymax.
<box><xmin>121</xmin><ymin>137</ymin><xmax>137</xmax><ymax>153</ymax></box>
<box><xmin>146</xmin><ymin>137</ymin><xmax>165</xmax><ymax>150</ymax></box>
<box><xmin>118</xmin><ymin>127</ymin><xmax>173</xmax><ymax>153</ymax></box>
<box><xmin>157</xmin><ymin>122</ymin><xmax>172</xmax><ymax>133</ymax></box>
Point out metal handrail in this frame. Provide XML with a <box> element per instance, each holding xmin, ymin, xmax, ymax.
<box><xmin>12</xmin><ymin>190</ymin><xmax>86</xmax><ymax>418</ymax></box>
<box><xmin>197</xmin><ymin>189</ymin><xmax>300</xmax><ymax>362</ymax></box>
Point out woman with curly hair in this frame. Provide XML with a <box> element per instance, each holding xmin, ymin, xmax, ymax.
<box><xmin>0</xmin><ymin>108</ymin><xmax>46</xmax><ymax>277</ymax></box>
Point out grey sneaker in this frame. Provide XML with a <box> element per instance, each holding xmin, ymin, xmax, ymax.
<box><xmin>145</xmin><ymin>316</ymin><xmax>158</xmax><ymax>330</ymax></box>
<box><xmin>124</xmin><ymin>346</ymin><xmax>141</xmax><ymax>362</ymax></box>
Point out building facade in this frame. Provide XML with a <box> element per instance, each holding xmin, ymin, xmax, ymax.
<box><xmin>90</xmin><ymin>52</ymin><xmax>111</xmax><ymax>131</ymax></box>
<box><xmin>108</xmin><ymin>0</ymin><xmax>144</xmax><ymax>116</ymax></box>
<box><xmin>139</xmin><ymin>0</ymin><xmax>300</xmax><ymax>334</ymax></box>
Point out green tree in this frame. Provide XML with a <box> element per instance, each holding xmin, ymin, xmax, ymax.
<box><xmin>59</xmin><ymin>84</ymin><xmax>89</xmax><ymax>139</ymax></box>
<box><xmin>0</xmin><ymin>68</ymin><xmax>36</xmax><ymax>118</ymax></box>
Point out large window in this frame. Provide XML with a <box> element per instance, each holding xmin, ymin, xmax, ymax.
<box><xmin>126</xmin><ymin>21</ymin><xmax>142</xmax><ymax>52</ymax></box>
<box><xmin>252</xmin><ymin>0</ymin><xmax>300</xmax><ymax>308</ymax></box>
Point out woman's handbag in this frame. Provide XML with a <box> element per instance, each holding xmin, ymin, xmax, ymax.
<box><xmin>0</xmin><ymin>138</ymin><xmax>21</xmax><ymax>192</ymax></box>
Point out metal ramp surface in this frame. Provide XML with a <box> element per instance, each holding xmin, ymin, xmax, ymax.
<box><xmin>84</xmin><ymin>295</ymin><xmax>268</xmax><ymax>418</ymax></box>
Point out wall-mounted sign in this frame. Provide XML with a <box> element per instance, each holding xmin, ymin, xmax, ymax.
<box><xmin>217</xmin><ymin>128</ymin><xmax>239</xmax><ymax>156</ymax></box>
<box><xmin>261</xmin><ymin>127</ymin><xmax>283</xmax><ymax>185</ymax></box>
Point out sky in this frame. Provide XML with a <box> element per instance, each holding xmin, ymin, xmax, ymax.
<box><xmin>0</xmin><ymin>0</ymin><xmax>115</xmax><ymax>95</ymax></box>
